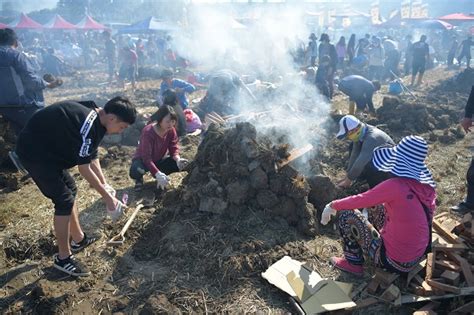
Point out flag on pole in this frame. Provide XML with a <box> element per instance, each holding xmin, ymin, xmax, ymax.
<box><xmin>370</xmin><ymin>0</ymin><xmax>381</xmax><ymax>25</ymax></box>
<box><xmin>411</xmin><ymin>0</ymin><xmax>422</xmax><ymax>18</ymax></box>
<box><xmin>421</xmin><ymin>3</ymin><xmax>429</xmax><ymax>18</ymax></box>
<box><xmin>401</xmin><ymin>0</ymin><xmax>410</xmax><ymax>19</ymax></box>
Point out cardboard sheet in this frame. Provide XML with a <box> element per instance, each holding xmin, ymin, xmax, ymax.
<box><xmin>262</xmin><ymin>256</ymin><xmax>356</xmax><ymax>314</ymax></box>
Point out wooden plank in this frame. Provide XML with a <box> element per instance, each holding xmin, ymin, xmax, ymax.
<box><xmin>278</xmin><ymin>144</ymin><xmax>313</xmax><ymax>168</ymax></box>
<box><xmin>435</xmin><ymin>259</ymin><xmax>460</xmax><ymax>272</ymax></box>
<box><xmin>433</xmin><ymin>212</ymin><xmax>449</xmax><ymax>220</ymax></box>
<box><xmin>366</xmin><ymin>277</ymin><xmax>380</xmax><ymax>294</ymax></box>
<box><xmin>401</xmin><ymin>286</ymin><xmax>474</xmax><ymax>304</ymax></box>
<box><xmin>380</xmin><ymin>284</ymin><xmax>400</xmax><ymax>302</ymax></box>
<box><xmin>407</xmin><ymin>259</ymin><xmax>426</xmax><ymax>287</ymax></box>
<box><xmin>421</xmin><ymin>281</ymin><xmax>436</xmax><ymax>295</ymax></box>
<box><xmin>440</xmin><ymin>270</ymin><xmax>460</xmax><ymax>286</ymax></box>
<box><xmin>350</xmin><ymin>282</ymin><xmax>367</xmax><ymax>299</ymax></box>
<box><xmin>432</xmin><ymin>243</ymin><xmax>467</xmax><ymax>252</ymax></box>
<box><xmin>413</xmin><ymin>274</ymin><xmax>424</xmax><ymax>285</ymax></box>
<box><xmin>425</xmin><ymin>253</ymin><xmax>435</xmax><ymax>280</ymax></box>
<box><xmin>432</xmin><ymin>219</ymin><xmax>464</xmax><ymax>244</ymax></box>
<box><xmin>451</xmin><ymin>301</ymin><xmax>474</xmax><ymax>314</ymax></box>
<box><xmin>448</xmin><ymin>253</ymin><xmax>474</xmax><ymax>287</ymax></box>
<box><xmin>375</xmin><ymin>269</ymin><xmax>399</xmax><ymax>289</ymax></box>
<box><xmin>425</xmin><ymin>279</ymin><xmax>460</xmax><ymax>294</ymax></box>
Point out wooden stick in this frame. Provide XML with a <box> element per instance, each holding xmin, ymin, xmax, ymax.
<box><xmin>401</xmin><ymin>286</ymin><xmax>474</xmax><ymax>304</ymax></box>
<box><xmin>425</xmin><ymin>279</ymin><xmax>460</xmax><ymax>294</ymax></box>
<box><xmin>278</xmin><ymin>144</ymin><xmax>313</xmax><ymax>168</ymax></box>
<box><xmin>432</xmin><ymin>219</ymin><xmax>464</xmax><ymax>245</ymax></box>
<box><xmin>407</xmin><ymin>259</ymin><xmax>426</xmax><ymax>287</ymax></box>
<box><xmin>107</xmin><ymin>204</ymin><xmax>144</xmax><ymax>246</ymax></box>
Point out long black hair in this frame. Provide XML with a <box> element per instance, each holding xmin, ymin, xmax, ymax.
<box><xmin>150</xmin><ymin>105</ymin><xmax>178</xmax><ymax>124</ymax></box>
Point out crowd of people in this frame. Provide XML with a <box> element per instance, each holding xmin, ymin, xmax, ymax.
<box><xmin>0</xmin><ymin>22</ymin><xmax>473</xmax><ymax>281</ymax></box>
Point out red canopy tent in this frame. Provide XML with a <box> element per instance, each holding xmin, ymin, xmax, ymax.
<box><xmin>75</xmin><ymin>15</ymin><xmax>107</xmax><ymax>30</ymax></box>
<box><xmin>8</xmin><ymin>13</ymin><xmax>43</xmax><ymax>29</ymax></box>
<box><xmin>43</xmin><ymin>14</ymin><xmax>77</xmax><ymax>30</ymax></box>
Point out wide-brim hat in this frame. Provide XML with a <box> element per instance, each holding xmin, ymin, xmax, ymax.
<box><xmin>372</xmin><ymin>135</ymin><xmax>435</xmax><ymax>187</ymax></box>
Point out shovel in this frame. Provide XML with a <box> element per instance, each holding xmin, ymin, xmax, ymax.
<box><xmin>107</xmin><ymin>193</ymin><xmax>155</xmax><ymax>246</ymax></box>
<box><xmin>107</xmin><ymin>203</ymin><xmax>144</xmax><ymax>246</ymax></box>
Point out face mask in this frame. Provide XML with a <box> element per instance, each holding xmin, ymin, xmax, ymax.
<box><xmin>348</xmin><ymin>125</ymin><xmax>364</xmax><ymax>142</ymax></box>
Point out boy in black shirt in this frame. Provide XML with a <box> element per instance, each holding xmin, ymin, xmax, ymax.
<box><xmin>16</xmin><ymin>96</ymin><xmax>137</xmax><ymax>277</ymax></box>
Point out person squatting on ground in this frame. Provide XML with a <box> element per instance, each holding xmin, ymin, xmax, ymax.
<box><xmin>335</xmin><ymin>115</ymin><xmax>394</xmax><ymax>189</ymax></box>
<box><xmin>411</xmin><ymin>35</ymin><xmax>430</xmax><ymax>87</ymax></box>
<box><xmin>129</xmin><ymin>105</ymin><xmax>188</xmax><ymax>190</ymax></box>
<box><xmin>321</xmin><ymin>135</ymin><xmax>436</xmax><ymax>275</ymax></box>
<box><xmin>15</xmin><ymin>97</ymin><xmax>137</xmax><ymax>277</ymax></box>
<box><xmin>159</xmin><ymin>68</ymin><xmax>196</xmax><ymax>110</ymax></box>
<box><xmin>0</xmin><ymin>28</ymin><xmax>61</xmax><ymax>136</ymax></box>
<box><xmin>451</xmin><ymin>86</ymin><xmax>474</xmax><ymax>212</ymax></box>
<box><xmin>338</xmin><ymin>75</ymin><xmax>381</xmax><ymax>116</ymax></box>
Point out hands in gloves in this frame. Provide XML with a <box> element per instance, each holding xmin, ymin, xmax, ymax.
<box><xmin>155</xmin><ymin>171</ymin><xmax>170</xmax><ymax>190</ymax></box>
<box><xmin>105</xmin><ymin>196</ymin><xmax>125</xmax><ymax>222</ymax></box>
<box><xmin>320</xmin><ymin>203</ymin><xmax>337</xmax><ymax>225</ymax></box>
<box><xmin>104</xmin><ymin>183</ymin><xmax>116</xmax><ymax>197</ymax></box>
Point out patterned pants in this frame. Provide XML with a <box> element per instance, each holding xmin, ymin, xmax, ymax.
<box><xmin>338</xmin><ymin>207</ymin><xmax>421</xmax><ymax>273</ymax></box>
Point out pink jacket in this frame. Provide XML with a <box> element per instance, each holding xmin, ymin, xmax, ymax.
<box><xmin>331</xmin><ymin>178</ymin><xmax>436</xmax><ymax>263</ymax></box>
<box><xmin>133</xmin><ymin>124</ymin><xmax>179</xmax><ymax>176</ymax></box>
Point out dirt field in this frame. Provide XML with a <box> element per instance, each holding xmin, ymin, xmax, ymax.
<box><xmin>0</xmin><ymin>66</ymin><xmax>473</xmax><ymax>314</ymax></box>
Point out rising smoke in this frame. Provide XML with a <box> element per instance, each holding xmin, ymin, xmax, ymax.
<box><xmin>173</xmin><ymin>5</ymin><xmax>330</xmax><ymax>158</ymax></box>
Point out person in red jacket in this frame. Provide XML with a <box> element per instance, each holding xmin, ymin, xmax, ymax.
<box><xmin>129</xmin><ymin>105</ymin><xmax>188</xmax><ymax>189</ymax></box>
<box><xmin>321</xmin><ymin>135</ymin><xmax>436</xmax><ymax>276</ymax></box>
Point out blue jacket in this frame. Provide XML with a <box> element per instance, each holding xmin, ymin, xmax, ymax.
<box><xmin>0</xmin><ymin>46</ymin><xmax>47</xmax><ymax>107</ymax></box>
<box><xmin>160</xmin><ymin>79</ymin><xmax>195</xmax><ymax>109</ymax></box>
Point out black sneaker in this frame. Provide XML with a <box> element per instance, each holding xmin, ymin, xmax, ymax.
<box><xmin>450</xmin><ymin>202</ymin><xmax>474</xmax><ymax>213</ymax></box>
<box><xmin>8</xmin><ymin>151</ymin><xmax>28</xmax><ymax>175</ymax></box>
<box><xmin>53</xmin><ymin>254</ymin><xmax>90</xmax><ymax>277</ymax></box>
<box><xmin>71</xmin><ymin>233</ymin><xmax>100</xmax><ymax>253</ymax></box>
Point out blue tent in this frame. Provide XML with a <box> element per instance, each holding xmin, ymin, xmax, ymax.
<box><xmin>118</xmin><ymin>16</ymin><xmax>179</xmax><ymax>34</ymax></box>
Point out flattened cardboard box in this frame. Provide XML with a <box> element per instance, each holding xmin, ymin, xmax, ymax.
<box><xmin>262</xmin><ymin>256</ymin><xmax>356</xmax><ymax>314</ymax></box>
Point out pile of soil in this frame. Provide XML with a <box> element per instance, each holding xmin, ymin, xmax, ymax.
<box><xmin>443</xmin><ymin>67</ymin><xmax>474</xmax><ymax>91</ymax></box>
<box><xmin>176</xmin><ymin>122</ymin><xmax>318</xmax><ymax>236</ymax></box>
<box><xmin>376</xmin><ymin>96</ymin><xmax>464</xmax><ymax>142</ymax></box>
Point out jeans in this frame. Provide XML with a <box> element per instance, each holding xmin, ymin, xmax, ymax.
<box><xmin>129</xmin><ymin>157</ymin><xmax>179</xmax><ymax>182</ymax></box>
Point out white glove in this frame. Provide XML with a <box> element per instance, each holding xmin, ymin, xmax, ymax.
<box><xmin>155</xmin><ymin>171</ymin><xmax>170</xmax><ymax>190</ymax></box>
<box><xmin>108</xmin><ymin>201</ymin><xmax>125</xmax><ymax>222</ymax></box>
<box><xmin>320</xmin><ymin>203</ymin><xmax>337</xmax><ymax>225</ymax></box>
<box><xmin>104</xmin><ymin>183</ymin><xmax>116</xmax><ymax>197</ymax></box>
<box><xmin>177</xmin><ymin>158</ymin><xmax>189</xmax><ymax>171</ymax></box>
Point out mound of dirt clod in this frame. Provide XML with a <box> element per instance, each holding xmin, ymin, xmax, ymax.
<box><xmin>376</xmin><ymin>96</ymin><xmax>462</xmax><ymax>137</ymax></box>
<box><xmin>3</xmin><ymin>232</ymin><xmax>56</xmax><ymax>262</ymax></box>
<box><xmin>443</xmin><ymin>67</ymin><xmax>474</xmax><ymax>91</ymax></box>
<box><xmin>177</xmin><ymin>122</ymin><xmax>318</xmax><ymax>236</ymax></box>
